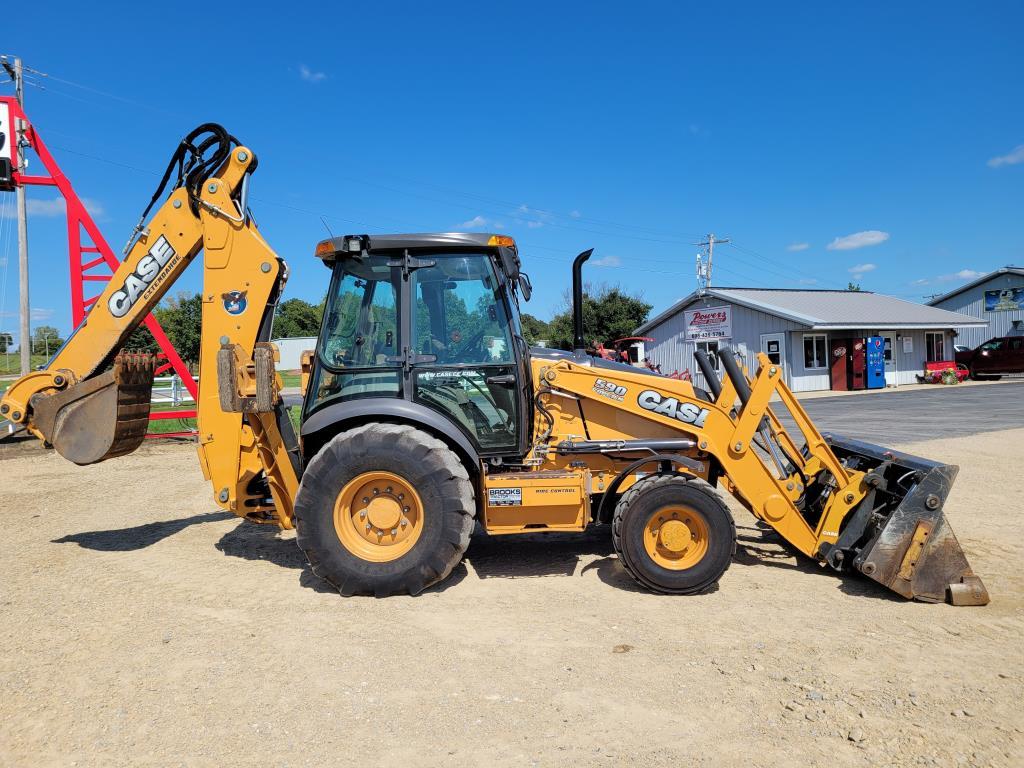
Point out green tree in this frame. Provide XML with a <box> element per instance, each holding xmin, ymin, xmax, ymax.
<box><xmin>31</xmin><ymin>325</ymin><xmax>65</xmax><ymax>356</ymax></box>
<box><xmin>121</xmin><ymin>324</ymin><xmax>159</xmax><ymax>355</ymax></box>
<box><xmin>847</xmin><ymin>281</ymin><xmax>862</xmax><ymax>291</ymax></box>
<box><xmin>0</xmin><ymin>332</ymin><xmax>12</xmax><ymax>354</ymax></box>
<box><xmin>520</xmin><ymin>313</ymin><xmax>550</xmax><ymax>345</ymax></box>
<box><xmin>154</xmin><ymin>293</ymin><xmax>203</xmax><ymax>364</ymax></box>
<box><xmin>547</xmin><ymin>284</ymin><xmax>652</xmax><ymax>351</ymax></box>
<box><xmin>273</xmin><ymin>298</ymin><xmax>323</xmax><ymax>338</ymax></box>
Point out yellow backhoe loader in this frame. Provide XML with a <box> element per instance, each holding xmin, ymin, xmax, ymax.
<box><xmin>0</xmin><ymin>125</ymin><xmax>989</xmax><ymax>604</ymax></box>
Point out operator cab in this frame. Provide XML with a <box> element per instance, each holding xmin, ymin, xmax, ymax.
<box><xmin>306</xmin><ymin>233</ymin><xmax>533</xmax><ymax>459</ymax></box>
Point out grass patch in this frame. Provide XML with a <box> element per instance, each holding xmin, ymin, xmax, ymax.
<box><xmin>145</xmin><ymin>403</ymin><xmax>304</xmax><ymax>437</ymax></box>
<box><xmin>279</xmin><ymin>371</ymin><xmax>301</xmax><ymax>389</ymax></box>
<box><xmin>147</xmin><ymin>403</ymin><xmax>197</xmax><ymax>436</ymax></box>
<box><xmin>0</xmin><ymin>354</ymin><xmax>50</xmax><ymax>375</ymax></box>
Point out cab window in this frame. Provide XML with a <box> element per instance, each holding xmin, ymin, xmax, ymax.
<box><xmin>309</xmin><ymin>256</ymin><xmax>401</xmax><ymax>405</ymax></box>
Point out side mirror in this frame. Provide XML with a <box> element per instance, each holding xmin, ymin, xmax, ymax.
<box><xmin>497</xmin><ymin>246</ymin><xmax>522</xmax><ymax>283</ymax></box>
<box><xmin>518</xmin><ymin>273</ymin><xmax>532</xmax><ymax>301</ymax></box>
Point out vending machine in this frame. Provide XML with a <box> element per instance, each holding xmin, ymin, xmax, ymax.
<box><xmin>866</xmin><ymin>336</ymin><xmax>885</xmax><ymax>389</ymax></box>
<box><xmin>849</xmin><ymin>338</ymin><xmax>866</xmax><ymax>390</ymax></box>
<box><xmin>830</xmin><ymin>339</ymin><xmax>850</xmax><ymax>390</ymax></box>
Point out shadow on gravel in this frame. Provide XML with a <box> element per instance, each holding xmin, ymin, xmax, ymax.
<box><xmin>465</xmin><ymin>525</ymin><xmax>613</xmax><ymax>581</ymax></box>
<box><xmin>214</xmin><ymin>521</ymin><xmax>335</xmax><ymax>595</ymax></box>
<box><xmin>732</xmin><ymin>524</ymin><xmax>908</xmax><ymax>603</ymax></box>
<box><xmin>213</xmin><ymin>520</ymin><xmax>471</xmax><ymax>596</ymax></box>
<box><xmin>52</xmin><ymin>511</ymin><xmax>234</xmax><ymax>551</ymax></box>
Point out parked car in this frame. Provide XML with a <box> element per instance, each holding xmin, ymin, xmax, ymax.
<box><xmin>955</xmin><ymin>336</ymin><xmax>1024</xmax><ymax>380</ymax></box>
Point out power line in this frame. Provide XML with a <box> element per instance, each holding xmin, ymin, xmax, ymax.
<box><xmin>15</xmin><ymin>67</ymin><xmax>808</xmax><ymax>290</ymax></box>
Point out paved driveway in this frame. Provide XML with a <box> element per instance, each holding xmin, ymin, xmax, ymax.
<box><xmin>786</xmin><ymin>380</ymin><xmax>1024</xmax><ymax>444</ymax></box>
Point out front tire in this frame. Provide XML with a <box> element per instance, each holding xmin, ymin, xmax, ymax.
<box><xmin>612</xmin><ymin>475</ymin><xmax>735</xmax><ymax>594</ymax></box>
<box><xmin>295</xmin><ymin>423</ymin><xmax>475</xmax><ymax>596</ymax></box>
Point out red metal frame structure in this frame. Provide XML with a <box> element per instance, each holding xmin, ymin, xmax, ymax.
<box><xmin>0</xmin><ymin>95</ymin><xmax>197</xmax><ymax>429</ymax></box>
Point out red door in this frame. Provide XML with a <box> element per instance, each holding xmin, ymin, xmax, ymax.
<box><xmin>850</xmin><ymin>339</ymin><xmax>866</xmax><ymax>390</ymax></box>
<box><xmin>830</xmin><ymin>339</ymin><xmax>849</xmax><ymax>390</ymax></box>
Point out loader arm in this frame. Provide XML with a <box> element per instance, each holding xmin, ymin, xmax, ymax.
<box><xmin>0</xmin><ymin>128</ymin><xmax>299</xmax><ymax>528</ymax></box>
<box><xmin>535</xmin><ymin>347</ymin><xmax>989</xmax><ymax>605</ymax></box>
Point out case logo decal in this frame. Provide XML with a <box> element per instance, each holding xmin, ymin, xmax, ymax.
<box><xmin>637</xmin><ymin>390</ymin><xmax>709</xmax><ymax>428</ymax></box>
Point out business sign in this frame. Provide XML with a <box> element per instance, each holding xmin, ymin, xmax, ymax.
<box><xmin>684</xmin><ymin>305</ymin><xmax>732</xmax><ymax>340</ymax></box>
<box><xmin>0</xmin><ymin>100</ymin><xmax>12</xmax><ymax>163</ymax></box>
<box><xmin>985</xmin><ymin>287</ymin><xmax>1024</xmax><ymax>312</ymax></box>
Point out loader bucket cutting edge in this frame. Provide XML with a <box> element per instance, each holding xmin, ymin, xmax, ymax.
<box><xmin>824</xmin><ymin>434</ymin><xmax>989</xmax><ymax>606</ymax></box>
<box><xmin>31</xmin><ymin>354</ymin><xmax>157</xmax><ymax>466</ymax></box>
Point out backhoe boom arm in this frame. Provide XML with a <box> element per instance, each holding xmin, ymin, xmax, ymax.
<box><xmin>0</xmin><ymin>132</ymin><xmax>299</xmax><ymax>527</ymax></box>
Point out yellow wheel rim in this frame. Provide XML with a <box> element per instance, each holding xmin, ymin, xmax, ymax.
<box><xmin>642</xmin><ymin>506</ymin><xmax>710</xmax><ymax>570</ymax></box>
<box><xmin>333</xmin><ymin>471</ymin><xmax>424</xmax><ymax>563</ymax></box>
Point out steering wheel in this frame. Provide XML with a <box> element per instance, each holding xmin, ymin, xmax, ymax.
<box><xmin>451</xmin><ymin>328</ymin><xmax>488</xmax><ymax>362</ymax></box>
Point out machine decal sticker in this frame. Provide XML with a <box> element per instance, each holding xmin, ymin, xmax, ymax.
<box><xmin>488</xmin><ymin>488</ymin><xmax>522</xmax><ymax>507</ymax></box>
<box><xmin>592</xmin><ymin>378</ymin><xmax>627</xmax><ymax>402</ymax></box>
<box><xmin>222</xmin><ymin>290</ymin><xmax>249</xmax><ymax>316</ymax></box>
<box><xmin>107</xmin><ymin>235</ymin><xmax>177</xmax><ymax>318</ymax></box>
<box><xmin>637</xmin><ymin>389</ymin><xmax>709</xmax><ymax>428</ymax></box>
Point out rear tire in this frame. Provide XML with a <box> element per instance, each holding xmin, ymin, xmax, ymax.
<box><xmin>612</xmin><ymin>475</ymin><xmax>735</xmax><ymax>595</ymax></box>
<box><xmin>295</xmin><ymin>423</ymin><xmax>475</xmax><ymax>596</ymax></box>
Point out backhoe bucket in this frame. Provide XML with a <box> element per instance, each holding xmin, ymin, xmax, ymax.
<box><xmin>32</xmin><ymin>353</ymin><xmax>157</xmax><ymax>466</ymax></box>
<box><xmin>823</xmin><ymin>435</ymin><xmax>989</xmax><ymax>606</ymax></box>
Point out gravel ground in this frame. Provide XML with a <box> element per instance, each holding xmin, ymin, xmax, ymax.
<box><xmin>0</xmin><ymin>429</ymin><xmax>1021</xmax><ymax>767</ymax></box>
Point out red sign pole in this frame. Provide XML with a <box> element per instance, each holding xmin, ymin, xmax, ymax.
<box><xmin>0</xmin><ymin>95</ymin><xmax>197</xmax><ymax>425</ymax></box>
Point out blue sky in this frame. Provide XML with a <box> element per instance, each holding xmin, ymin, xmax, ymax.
<box><xmin>1</xmin><ymin>1</ymin><xmax>1022</xmax><ymax>343</ymax></box>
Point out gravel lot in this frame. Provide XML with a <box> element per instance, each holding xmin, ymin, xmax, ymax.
<box><xmin>1</xmin><ymin>427</ymin><xmax>1021</xmax><ymax>767</ymax></box>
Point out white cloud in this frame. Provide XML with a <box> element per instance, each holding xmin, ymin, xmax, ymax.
<box><xmin>526</xmin><ymin>220</ymin><xmax>544</xmax><ymax>229</ymax></box>
<box><xmin>786</xmin><ymin>242</ymin><xmax>809</xmax><ymax>252</ymax></box>
<box><xmin>848</xmin><ymin>263</ymin><xmax>876</xmax><ymax>275</ymax></box>
<box><xmin>569</xmin><ymin>210</ymin><xmax>582</xmax><ymax>219</ymax></box>
<box><xmin>798</xmin><ymin>277</ymin><xmax>818</xmax><ymax>285</ymax></box>
<box><xmin>827</xmin><ymin>230</ymin><xmax>890</xmax><ymax>251</ymax></box>
<box><xmin>4</xmin><ymin>196</ymin><xmax>105</xmax><ymax>219</ymax></box>
<box><xmin>0</xmin><ymin>257</ymin><xmax>6</xmax><ymax>268</ymax></box>
<box><xmin>299</xmin><ymin>64</ymin><xmax>327</xmax><ymax>83</ymax></box>
<box><xmin>938</xmin><ymin>269</ymin><xmax>984</xmax><ymax>282</ymax></box>
<box><xmin>592</xmin><ymin>255</ymin><xmax>621</xmax><ymax>268</ymax></box>
<box><xmin>987</xmin><ymin>145</ymin><xmax>1024</xmax><ymax>168</ymax></box>
<box><xmin>0</xmin><ymin>307</ymin><xmax>54</xmax><ymax>321</ymax></box>
<box><xmin>911</xmin><ymin>278</ymin><xmax>930</xmax><ymax>286</ymax></box>
<box><xmin>456</xmin><ymin>215</ymin><xmax>489</xmax><ymax>229</ymax></box>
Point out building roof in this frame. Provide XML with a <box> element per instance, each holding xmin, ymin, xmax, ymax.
<box><xmin>925</xmin><ymin>266</ymin><xmax>1024</xmax><ymax>306</ymax></box>
<box><xmin>635</xmin><ymin>287</ymin><xmax>987</xmax><ymax>335</ymax></box>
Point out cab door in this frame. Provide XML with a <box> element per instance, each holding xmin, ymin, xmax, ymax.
<box><xmin>408</xmin><ymin>253</ymin><xmax>525</xmax><ymax>457</ymax></box>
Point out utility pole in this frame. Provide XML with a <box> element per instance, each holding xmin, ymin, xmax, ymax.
<box><xmin>695</xmin><ymin>233</ymin><xmax>729</xmax><ymax>296</ymax></box>
<box><xmin>2</xmin><ymin>55</ymin><xmax>30</xmax><ymax>373</ymax></box>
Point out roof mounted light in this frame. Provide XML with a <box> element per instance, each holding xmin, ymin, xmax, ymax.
<box><xmin>487</xmin><ymin>235</ymin><xmax>517</xmax><ymax>248</ymax></box>
<box><xmin>342</xmin><ymin>235</ymin><xmax>366</xmax><ymax>253</ymax></box>
<box><xmin>314</xmin><ymin>239</ymin><xmax>335</xmax><ymax>258</ymax></box>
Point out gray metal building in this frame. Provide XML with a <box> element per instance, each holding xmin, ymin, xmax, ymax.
<box><xmin>927</xmin><ymin>266</ymin><xmax>1024</xmax><ymax>348</ymax></box>
<box><xmin>634</xmin><ymin>288</ymin><xmax>985</xmax><ymax>393</ymax></box>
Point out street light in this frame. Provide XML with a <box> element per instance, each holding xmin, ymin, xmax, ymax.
<box><xmin>41</xmin><ymin>332</ymin><xmax>58</xmax><ymax>359</ymax></box>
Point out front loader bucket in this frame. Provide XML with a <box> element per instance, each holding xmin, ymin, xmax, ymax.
<box><xmin>31</xmin><ymin>353</ymin><xmax>157</xmax><ymax>466</ymax></box>
<box><xmin>824</xmin><ymin>434</ymin><xmax>989</xmax><ymax>606</ymax></box>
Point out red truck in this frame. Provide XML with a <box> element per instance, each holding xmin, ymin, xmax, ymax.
<box><xmin>954</xmin><ymin>336</ymin><xmax>1024</xmax><ymax>380</ymax></box>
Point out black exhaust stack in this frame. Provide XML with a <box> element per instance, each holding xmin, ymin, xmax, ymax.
<box><xmin>572</xmin><ymin>249</ymin><xmax>594</xmax><ymax>354</ymax></box>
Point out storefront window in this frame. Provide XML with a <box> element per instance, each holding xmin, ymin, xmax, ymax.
<box><xmin>696</xmin><ymin>340</ymin><xmax>719</xmax><ymax>369</ymax></box>
<box><xmin>803</xmin><ymin>334</ymin><xmax>827</xmax><ymax>369</ymax></box>
<box><xmin>925</xmin><ymin>332</ymin><xmax>945</xmax><ymax>362</ymax></box>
